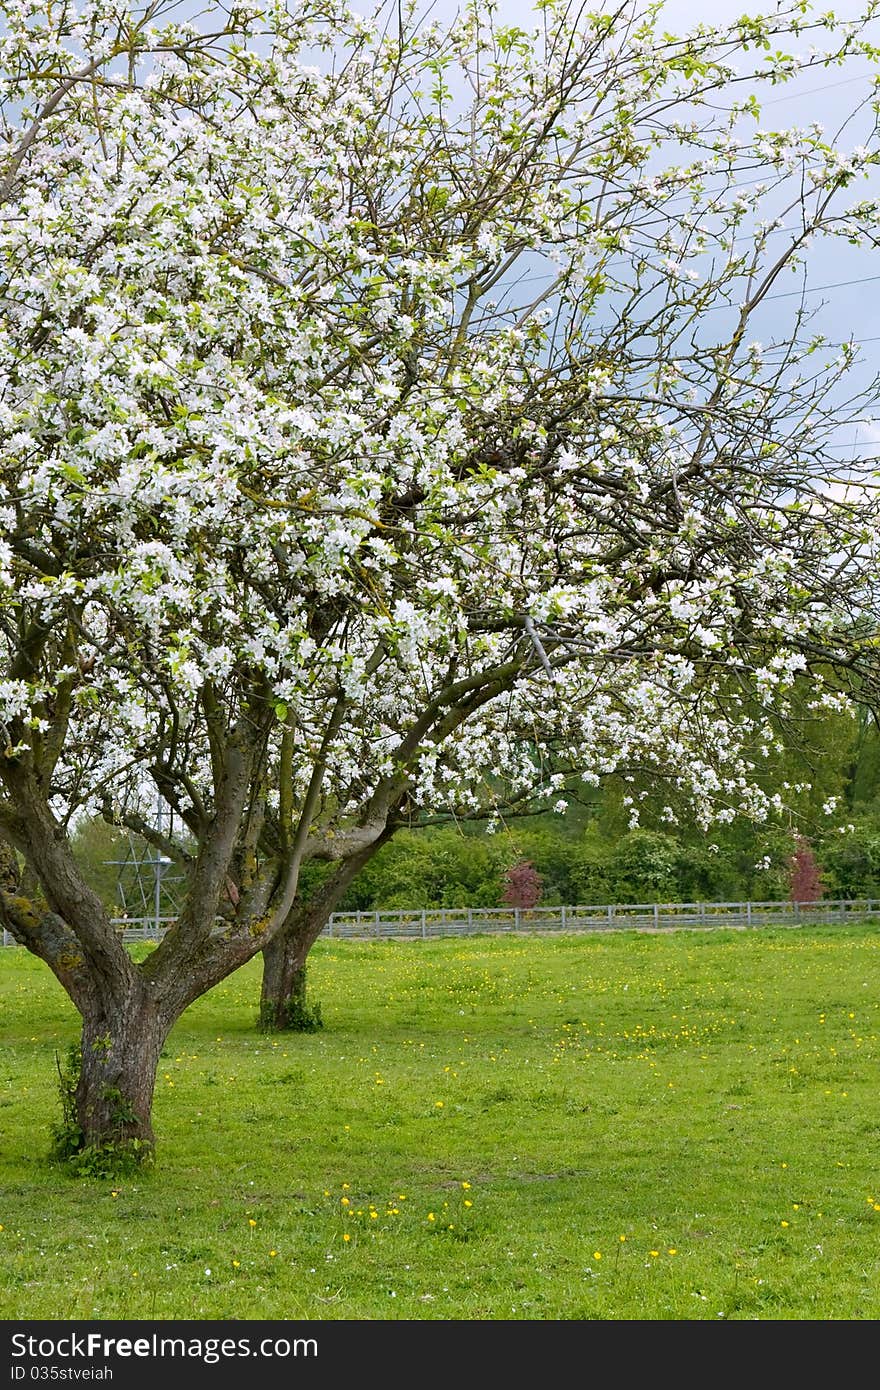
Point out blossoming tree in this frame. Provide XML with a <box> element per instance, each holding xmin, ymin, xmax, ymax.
<box><xmin>2</xmin><ymin>0</ymin><xmax>880</xmax><ymax>1162</ymax></box>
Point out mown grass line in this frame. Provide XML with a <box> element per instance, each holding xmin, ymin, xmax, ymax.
<box><xmin>1</xmin><ymin>926</ymin><xmax>878</xmax><ymax>1320</ymax></box>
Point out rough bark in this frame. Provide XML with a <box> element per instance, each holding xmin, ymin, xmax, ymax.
<box><xmin>259</xmin><ymin>934</ymin><xmax>316</xmax><ymax>1031</ymax></box>
<box><xmin>259</xmin><ymin>830</ymin><xmax>394</xmax><ymax>1031</ymax></box>
<box><xmin>70</xmin><ymin>982</ymin><xmax>170</xmax><ymax>1161</ymax></box>
<box><xmin>0</xmin><ymin>871</ymin><xmax>171</xmax><ymax>1164</ymax></box>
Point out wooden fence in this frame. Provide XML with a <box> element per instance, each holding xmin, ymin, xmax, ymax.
<box><xmin>4</xmin><ymin>898</ymin><xmax>878</xmax><ymax>947</ymax></box>
<box><xmin>318</xmin><ymin>898</ymin><xmax>880</xmax><ymax>939</ymax></box>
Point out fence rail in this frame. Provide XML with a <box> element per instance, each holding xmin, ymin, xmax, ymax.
<box><xmin>319</xmin><ymin>898</ymin><xmax>880</xmax><ymax>939</ymax></box>
<box><xmin>4</xmin><ymin>898</ymin><xmax>879</xmax><ymax>947</ymax></box>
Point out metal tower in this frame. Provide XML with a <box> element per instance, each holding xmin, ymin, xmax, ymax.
<box><xmin>107</xmin><ymin>798</ymin><xmax>184</xmax><ymax>928</ymax></box>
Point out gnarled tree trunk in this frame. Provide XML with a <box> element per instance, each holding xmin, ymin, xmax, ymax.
<box><xmin>0</xmin><ymin>833</ymin><xmax>172</xmax><ymax>1164</ymax></box>
<box><xmin>71</xmin><ymin>985</ymin><xmax>170</xmax><ymax>1159</ymax></box>
<box><xmin>259</xmin><ymin>924</ymin><xmax>315</xmax><ymax>1031</ymax></box>
<box><xmin>259</xmin><ymin>832</ymin><xmax>393</xmax><ymax>1032</ymax></box>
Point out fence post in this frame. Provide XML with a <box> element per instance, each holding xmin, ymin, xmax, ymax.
<box><xmin>42</xmin><ymin>896</ymin><xmax>867</xmax><ymax>949</ymax></box>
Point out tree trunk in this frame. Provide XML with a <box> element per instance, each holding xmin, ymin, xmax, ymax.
<box><xmin>258</xmin><ymin>831</ymin><xmax>395</xmax><ymax>1032</ymax></box>
<box><xmin>259</xmin><ymin>924</ymin><xmax>320</xmax><ymax>1032</ymax></box>
<box><xmin>59</xmin><ymin>984</ymin><xmax>171</xmax><ymax>1165</ymax></box>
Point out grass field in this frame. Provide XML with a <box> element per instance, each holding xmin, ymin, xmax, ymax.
<box><xmin>1</xmin><ymin>925</ymin><xmax>878</xmax><ymax>1321</ymax></box>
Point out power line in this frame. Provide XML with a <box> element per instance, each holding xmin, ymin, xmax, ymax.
<box><xmin>700</xmin><ymin>271</ymin><xmax>880</xmax><ymax>312</ymax></box>
<box><xmin>761</xmin><ymin>273</ymin><xmax>880</xmax><ymax>303</ymax></box>
<box><xmin>825</xmin><ymin>440</ymin><xmax>880</xmax><ymax>449</ymax></box>
<box><xmin>760</xmin><ymin>71</ymin><xmax>879</xmax><ymax>107</ymax></box>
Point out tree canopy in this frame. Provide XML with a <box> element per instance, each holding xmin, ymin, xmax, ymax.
<box><xmin>2</xmin><ymin>0</ymin><xmax>880</xmax><ymax>1160</ymax></box>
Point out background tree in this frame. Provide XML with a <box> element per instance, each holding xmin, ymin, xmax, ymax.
<box><xmin>501</xmin><ymin>859</ymin><xmax>543</xmax><ymax>910</ymax></box>
<box><xmin>788</xmin><ymin>835</ymin><xmax>824</xmax><ymax>902</ymax></box>
<box><xmin>2</xmin><ymin>0</ymin><xmax>880</xmax><ymax>1164</ymax></box>
<box><xmin>819</xmin><ymin>820</ymin><xmax>880</xmax><ymax>896</ymax></box>
<box><xmin>339</xmin><ymin>825</ymin><xmax>517</xmax><ymax>910</ymax></box>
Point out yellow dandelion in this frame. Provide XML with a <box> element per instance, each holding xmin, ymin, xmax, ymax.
<box><xmin>341</xmin><ymin>1197</ymin><xmax>350</xmax><ymax>1206</ymax></box>
<box><xmin>781</xmin><ymin>1220</ymin><xmax>789</xmax><ymax>1228</ymax></box>
<box><xmin>667</xmin><ymin>1248</ymin><xmax>677</xmax><ymax>1256</ymax></box>
<box><xmin>619</xmin><ymin>1235</ymin><xmax>626</xmax><ymax>1242</ymax></box>
<box><xmin>427</xmin><ymin>1213</ymin><xmax>436</xmax><ymax>1222</ymax></box>
<box><xmin>270</xmin><ymin>1250</ymin><xmax>277</xmax><ymax>1257</ymax></box>
<box><xmin>593</xmin><ymin>1251</ymin><xmax>602</xmax><ymax>1261</ymax></box>
<box><xmin>232</xmin><ymin>1260</ymin><xmax>240</xmax><ymax>1268</ymax></box>
<box><xmin>248</xmin><ymin>1218</ymin><xmax>257</xmax><ymax>1228</ymax></box>
<box><xmin>435</xmin><ymin>1101</ymin><xmax>444</xmax><ymax>1108</ymax></box>
<box><xmin>461</xmin><ymin>1181</ymin><xmax>471</xmax><ymax>1189</ymax></box>
<box><xmin>343</xmin><ymin>1234</ymin><xmax>351</xmax><ymax>1243</ymax></box>
<box><xmin>464</xmin><ymin>1200</ymin><xmax>472</xmax><ymax>1208</ymax></box>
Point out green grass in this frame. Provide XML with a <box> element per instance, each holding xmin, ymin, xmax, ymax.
<box><xmin>1</xmin><ymin>925</ymin><xmax>879</xmax><ymax>1320</ymax></box>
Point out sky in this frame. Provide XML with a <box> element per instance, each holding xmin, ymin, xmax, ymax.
<box><xmin>663</xmin><ymin>0</ymin><xmax>880</xmax><ymax>461</ymax></box>
<box><xmin>416</xmin><ymin>0</ymin><xmax>880</xmax><ymax>460</ymax></box>
<box><xmin>11</xmin><ymin>0</ymin><xmax>880</xmax><ymax>454</ymax></box>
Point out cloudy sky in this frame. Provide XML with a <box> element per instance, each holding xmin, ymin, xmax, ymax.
<box><xmin>25</xmin><ymin>0</ymin><xmax>880</xmax><ymax>457</ymax></box>
<box><xmin>423</xmin><ymin>0</ymin><xmax>880</xmax><ymax>461</ymax></box>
